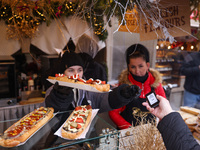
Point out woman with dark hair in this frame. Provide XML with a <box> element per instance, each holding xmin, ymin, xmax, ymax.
<box><xmin>109</xmin><ymin>44</ymin><xmax>166</xmax><ymax>129</ymax></box>
<box><xmin>45</xmin><ymin>51</ymin><xmax>141</xmax><ymax>113</ymax></box>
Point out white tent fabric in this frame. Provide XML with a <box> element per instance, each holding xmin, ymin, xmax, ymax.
<box><xmin>75</xmin><ymin>34</ymin><xmax>99</xmax><ymax>58</ymax></box>
<box><xmin>31</xmin><ymin>17</ymin><xmax>71</xmax><ymax>55</ymax></box>
<box><xmin>61</xmin><ymin>16</ymin><xmax>105</xmax><ymax>54</ymax></box>
<box><xmin>0</xmin><ymin>16</ymin><xmax>105</xmax><ymax>56</ymax></box>
<box><xmin>0</xmin><ymin>21</ymin><xmax>21</xmax><ymax>56</ymax></box>
<box><xmin>31</xmin><ymin>16</ymin><xmax>105</xmax><ymax>55</ymax></box>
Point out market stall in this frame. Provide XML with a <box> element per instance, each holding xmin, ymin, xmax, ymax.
<box><xmin>0</xmin><ymin>0</ymin><xmax>199</xmax><ymax>149</ymax></box>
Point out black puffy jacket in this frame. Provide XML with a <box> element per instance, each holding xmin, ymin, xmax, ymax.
<box><xmin>158</xmin><ymin>112</ymin><xmax>200</xmax><ymax>150</ymax></box>
<box><xmin>45</xmin><ymin>84</ymin><xmax>134</xmax><ymax>113</ymax></box>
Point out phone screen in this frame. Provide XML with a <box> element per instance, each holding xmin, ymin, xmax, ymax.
<box><xmin>146</xmin><ymin>92</ymin><xmax>159</xmax><ymax>108</ymax></box>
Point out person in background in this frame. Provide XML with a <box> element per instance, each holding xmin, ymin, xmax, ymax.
<box><xmin>45</xmin><ymin>51</ymin><xmax>141</xmax><ymax>113</ymax></box>
<box><xmin>41</xmin><ymin>55</ymin><xmax>62</xmax><ymax>91</ymax></box>
<box><xmin>180</xmin><ymin>51</ymin><xmax>200</xmax><ymax>108</ymax></box>
<box><xmin>79</xmin><ymin>52</ymin><xmax>107</xmax><ymax>82</ymax></box>
<box><xmin>75</xmin><ymin>34</ymin><xmax>107</xmax><ymax>82</ymax></box>
<box><xmin>142</xmin><ymin>95</ymin><xmax>200</xmax><ymax>150</ymax></box>
<box><xmin>109</xmin><ymin>44</ymin><xmax>166</xmax><ymax>129</ymax></box>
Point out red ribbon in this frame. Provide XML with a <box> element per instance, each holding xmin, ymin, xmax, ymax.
<box><xmin>17</xmin><ymin>6</ymin><xmax>30</xmax><ymax>11</ymax></box>
<box><xmin>56</xmin><ymin>6</ymin><xmax>62</xmax><ymax>17</ymax></box>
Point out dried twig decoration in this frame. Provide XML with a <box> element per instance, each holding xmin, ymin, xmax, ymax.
<box><xmin>119</xmin><ymin>108</ymin><xmax>166</xmax><ymax>150</ymax></box>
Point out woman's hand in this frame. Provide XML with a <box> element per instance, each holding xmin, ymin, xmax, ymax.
<box><xmin>142</xmin><ymin>95</ymin><xmax>173</xmax><ymax>120</ymax></box>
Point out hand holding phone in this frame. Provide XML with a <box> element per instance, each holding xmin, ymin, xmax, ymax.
<box><xmin>146</xmin><ymin>92</ymin><xmax>159</xmax><ymax>108</ymax></box>
<box><xmin>143</xmin><ymin>95</ymin><xmax>173</xmax><ymax>120</ymax></box>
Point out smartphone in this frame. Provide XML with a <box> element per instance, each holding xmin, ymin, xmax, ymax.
<box><xmin>145</xmin><ymin>92</ymin><xmax>159</xmax><ymax>108</ymax></box>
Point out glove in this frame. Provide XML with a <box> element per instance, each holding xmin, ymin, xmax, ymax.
<box><xmin>108</xmin><ymin>84</ymin><xmax>141</xmax><ymax>109</ymax></box>
<box><xmin>120</xmin><ymin>85</ymin><xmax>141</xmax><ymax>99</ymax></box>
<box><xmin>53</xmin><ymin>82</ymin><xmax>72</xmax><ymax>95</ymax></box>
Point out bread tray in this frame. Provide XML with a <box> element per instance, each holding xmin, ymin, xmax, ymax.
<box><xmin>47</xmin><ymin>79</ymin><xmax>110</xmax><ymax>93</ymax></box>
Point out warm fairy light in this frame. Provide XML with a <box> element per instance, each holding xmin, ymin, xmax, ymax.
<box><xmin>181</xmin><ymin>46</ymin><xmax>184</xmax><ymax>50</ymax></box>
<box><xmin>191</xmin><ymin>45</ymin><xmax>194</xmax><ymax>49</ymax></box>
<box><xmin>156</xmin><ymin>45</ymin><xmax>159</xmax><ymax>49</ymax></box>
<box><xmin>167</xmin><ymin>46</ymin><xmax>171</xmax><ymax>49</ymax></box>
<box><xmin>0</xmin><ymin>0</ymin><xmax>178</xmax><ymax>42</ymax></box>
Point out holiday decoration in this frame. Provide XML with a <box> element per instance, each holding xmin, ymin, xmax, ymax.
<box><xmin>0</xmin><ymin>0</ymin><xmax>193</xmax><ymax>42</ymax></box>
<box><xmin>0</xmin><ymin>0</ymin><xmax>123</xmax><ymax>41</ymax></box>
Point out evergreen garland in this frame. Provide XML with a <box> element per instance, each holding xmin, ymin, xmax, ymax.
<box><xmin>0</xmin><ymin>0</ymin><xmax>136</xmax><ymax>41</ymax></box>
<box><xmin>0</xmin><ymin>0</ymin><xmax>195</xmax><ymax>41</ymax></box>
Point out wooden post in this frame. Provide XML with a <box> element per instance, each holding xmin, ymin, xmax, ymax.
<box><xmin>21</xmin><ymin>37</ymin><xmax>31</xmax><ymax>53</ymax></box>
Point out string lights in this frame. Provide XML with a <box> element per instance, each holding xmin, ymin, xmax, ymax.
<box><xmin>0</xmin><ymin>0</ymin><xmax>141</xmax><ymax>41</ymax></box>
<box><xmin>0</xmin><ymin>0</ymin><xmax>193</xmax><ymax>42</ymax></box>
<box><xmin>0</xmin><ymin>0</ymin><xmax>118</xmax><ymax>40</ymax></box>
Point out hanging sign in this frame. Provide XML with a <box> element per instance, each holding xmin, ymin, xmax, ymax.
<box><xmin>140</xmin><ymin>0</ymin><xmax>191</xmax><ymax>41</ymax></box>
<box><xmin>118</xmin><ymin>8</ymin><xmax>140</xmax><ymax>33</ymax></box>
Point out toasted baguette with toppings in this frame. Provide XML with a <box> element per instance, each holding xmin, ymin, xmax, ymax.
<box><xmin>61</xmin><ymin>105</ymin><xmax>92</xmax><ymax>139</ymax></box>
<box><xmin>0</xmin><ymin>107</ymin><xmax>54</xmax><ymax>147</ymax></box>
<box><xmin>48</xmin><ymin>74</ymin><xmax>110</xmax><ymax>92</ymax></box>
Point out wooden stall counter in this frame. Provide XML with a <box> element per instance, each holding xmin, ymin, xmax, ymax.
<box><xmin>19</xmin><ymin>97</ymin><xmax>45</xmax><ymax>105</ymax></box>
